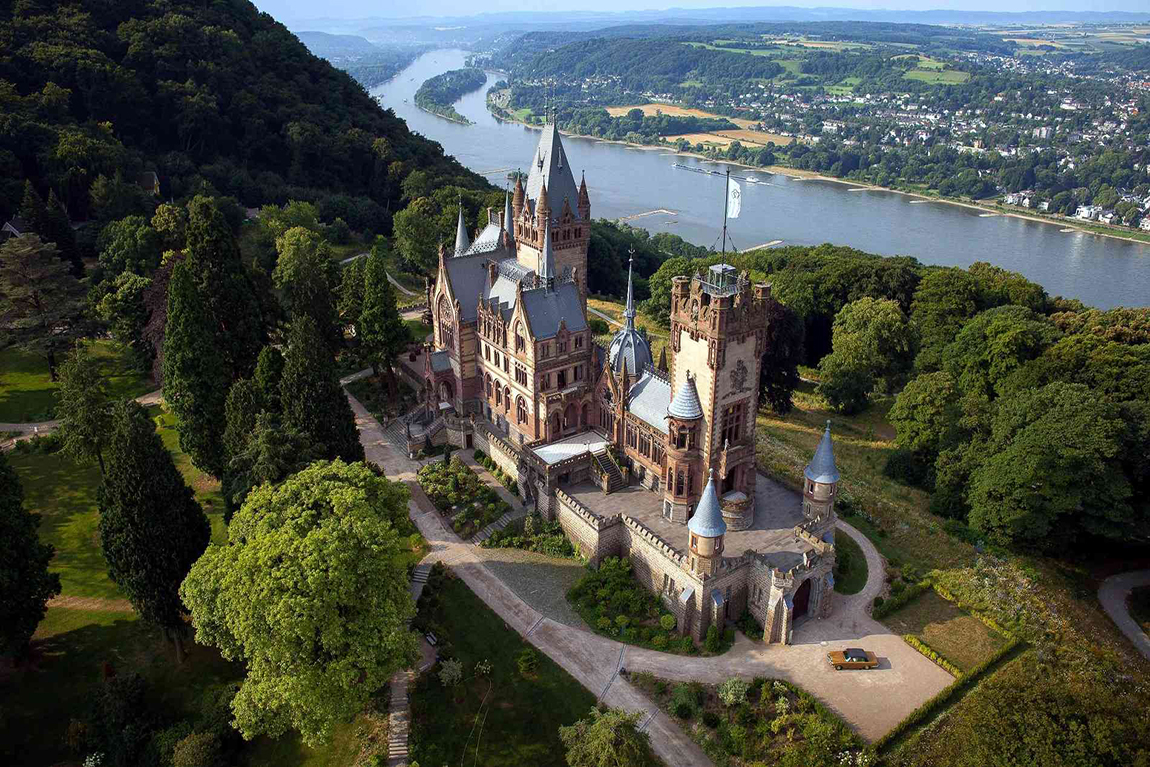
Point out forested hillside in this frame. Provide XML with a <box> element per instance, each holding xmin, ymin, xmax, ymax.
<box><xmin>0</xmin><ymin>0</ymin><xmax>487</xmax><ymax>233</ymax></box>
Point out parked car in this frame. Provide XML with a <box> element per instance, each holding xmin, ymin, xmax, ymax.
<box><xmin>827</xmin><ymin>648</ymin><xmax>879</xmax><ymax>670</ymax></box>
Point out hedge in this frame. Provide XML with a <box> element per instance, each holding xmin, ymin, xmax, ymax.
<box><xmin>873</xmin><ymin>635</ymin><xmax>1025</xmax><ymax>755</ymax></box>
<box><xmin>902</xmin><ymin>635</ymin><xmax>962</xmax><ymax>678</ymax></box>
<box><xmin>872</xmin><ymin>580</ymin><xmax>932</xmax><ymax>619</ymax></box>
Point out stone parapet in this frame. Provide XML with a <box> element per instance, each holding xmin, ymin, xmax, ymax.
<box><xmin>621</xmin><ymin>515</ymin><xmax>686</xmax><ymax>566</ymax></box>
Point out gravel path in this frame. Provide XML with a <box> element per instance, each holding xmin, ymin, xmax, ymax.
<box><xmin>1099</xmin><ymin>570</ymin><xmax>1150</xmax><ymax>662</ymax></box>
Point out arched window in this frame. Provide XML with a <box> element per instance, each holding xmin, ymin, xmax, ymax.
<box><xmin>485</xmin><ymin>374</ymin><xmax>492</xmax><ymax>399</ymax></box>
<box><xmin>515</xmin><ymin>322</ymin><xmax>525</xmax><ymax>353</ymax></box>
<box><xmin>517</xmin><ymin>397</ymin><xmax>527</xmax><ymax>424</ymax></box>
<box><xmin>438</xmin><ymin>297</ymin><xmax>454</xmax><ymax>350</ymax></box>
<box><xmin>504</xmin><ymin>386</ymin><xmax>511</xmax><ymax>411</ymax></box>
<box><xmin>495</xmin><ymin>385</ymin><xmax>502</xmax><ymax>407</ymax></box>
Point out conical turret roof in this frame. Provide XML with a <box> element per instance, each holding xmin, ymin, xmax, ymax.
<box><xmin>804</xmin><ymin>421</ymin><xmax>841</xmax><ymax>484</ymax></box>
<box><xmin>668</xmin><ymin>377</ymin><xmax>703</xmax><ymax>420</ymax></box>
<box><xmin>501</xmin><ymin>188</ymin><xmax>515</xmax><ymax>248</ymax></box>
<box><xmin>608</xmin><ymin>253</ymin><xmax>652</xmax><ymax>374</ymax></box>
<box><xmin>538</xmin><ymin>215</ymin><xmax>555</xmax><ymax>285</ymax></box>
<box><xmin>688</xmin><ymin>469</ymin><xmax>726</xmax><ymax>539</ymax></box>
<box><xmin>453</xmin><ymin>201</ymin><xmax>470</xmax><ymax>255</ymax></box>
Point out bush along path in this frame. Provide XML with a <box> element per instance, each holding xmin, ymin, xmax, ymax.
<box><xmin>346</xmin><ymin>388</ymin><xmax>953</xmax><ymax>761</ymax></box>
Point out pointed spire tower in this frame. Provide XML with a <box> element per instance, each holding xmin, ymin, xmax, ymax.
<box><xmin>512</xmin><ymin>171</ymin><xmax>525</xmax><ymax>221</ymax></box>
<box><xmin>537</xmin><ymin>216</ymin><xmax>555</xmax><ymax>290</ymax></box>
<box><xmin>501</xmin><ymin>186</ymin><xmax>515</xmax><ymax>249</ymax></box>
<box><xmin>688</xmin><ymin>468</ymin><xmax>726</xmax><ymax>577</ymax></box>
<box><xmin>608</xmin><ymin>249</ymin><xmax>652</xmax><ymax>374</ymax></box>
<box><xmin>578</xmin><ymin>170</ymin><xmax>590</xmax><ymax>221</ymax></box>
<box><xmin>453</xmin><ymin>198</ymin><xmax>470</xmax><ymax>255</ymax></box>
<box><xmin>803</xmin><ymin>421</ymin><xmax>841</xmax><ymax>521</ymax></box>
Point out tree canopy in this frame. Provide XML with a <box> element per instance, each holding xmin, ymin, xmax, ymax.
<box><xmin>180</xmin><ymin>460</ymin><xmax>418</xmax><ymax>746</ymax></box>
<box><xmin>558</xmin><ymin>707</ymin><xmax>659</xmax><ymax>767</ymax></box>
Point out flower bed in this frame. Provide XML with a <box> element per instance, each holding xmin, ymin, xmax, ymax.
<box><xmin>417</xmin><ymin>456</ymin><xmax>512</xmax><ymax>539</ymax></box>
<box><xmin>472</xmin><ymin>449</ymin><xmax>519</xmax><ymax>495</ymax></box>
<box><xmin>567</xmin><ymin>557</ymin><xmax>733</xmax><ymax>655</ymax></box>
<box><xmin>480</xmin><ymin>513</ymin><xmax>575</xmax><ymax>558</ymax></box>
<box><xmin>629</xmin><ymin>672</ymin><xmax>870</xmax><ymax>767</ymax></box>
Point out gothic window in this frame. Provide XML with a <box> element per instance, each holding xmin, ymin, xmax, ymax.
<box><xmin>438</xmin><ymin>298</ymin><xmax>454</xmax><ymax>350</ymax></box>
<box><xmin>676</xmin><ymin>469</ymin><xmax>684</xmax><ymax>496</ymax></box>
<box><xmin>557</xmin><ymin>369</ymin><xmax>567</xmax><ymax>388</ymax></box>
<box><xmin>517</xmin><ymin>397</ymin><xmax>527</xmax><ymax>424</ymax></box>
<box><xmin>495</xmin><ymin>385</ymin><xmax>502</xmax><ymax>407</ymax></box>
<box><xmin>639</xmin><ymin>432</ymin><xmax>650</xmax><ymax>458</ymax></box>
<box><xmin>626</xmin><ymin>426</ymin><xmax>637</xmax><ymax>449</ymax></box>
<box><xmin>540</xmin><ymin>343</ymin><xmax>549</xmax><ymax>359</ymax></box>
<box><xmin>652</xmin><ymin>446</ymin><xmax>664</xmax><ymax>465</ymax></box>
<box><xmin>515</xmin><ymin>323</ymin><xmax>525</xmax><ymax>353</ymax></box>
<box><xmin>503</xmin><ymin>355</ymin><xmax>508</xmax><ymax>372</ymax></box>
<box><xmin>575</xmin><ymin>335</ymin><xmax>583</xmax><ymax>349</ymax></box>
<box><xmin>484</xmin><ymin>343</ymin><xmax>490</xmax><ymax>361</ymax></box>
<box><xmin>485</xmin><ymin>374</ymin><xmax>492</xmax><ymax>399</ymax></box>
<box><xmin>494</xmin><ymin>351</ymin><xmax>501</xmax><ymax>368</ymax></box>
<box><xmin>721</xmin><ymin>402</ymin><xmax>745</xmax><ymax>446</ymax></box>
<box><xmin>574</xmin><ymin>365</ymin><xmax>583</xmax><ymax>381</ymax></box>
<box><xmin>515</xmin><ymin>365</ymin><xmax>527</xmax><ymax>386</ymax></box>
<box><xmin>541</xmin><ymin>373</ymin><xmax>550</xmax><ymax>391</ymax></box>
<box><xmin>503</xmin><ymin>387</ymin><xmax>510</xmax><ymax>411</ymax></box>
<box><xmin>558</xmin><ymin>339</ymin><xmax>567</xmax><ymax>354</ymax></box>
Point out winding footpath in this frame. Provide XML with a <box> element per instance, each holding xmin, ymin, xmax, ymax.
<box><xmin>347</xmin><ymin>390</ymin><xmax>953</xmax><ymax>767</ymax></box>
<box><xmin>1098</xmin><ymin>570</ymin><xmax>1150</xmax><ymax>662</ymax></box>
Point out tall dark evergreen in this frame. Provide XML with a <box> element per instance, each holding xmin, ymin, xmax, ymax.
<box><xmin>359</xmin><ymin>249</ymin><xmax>408</xmax><ymax>396</ymax></box>
<box><xmin>281</xmin><ymin>314</ymin><xmax>365</xmax><ymax>463</ymax></box>
<box><xmin>253</xmin><ymin>345</ymin><xmax>285</xmax><ymax>414</ymax></box>
<box><xmin>0</xmin><ymin>452</ymin><xmax>61</xmax><ymax>660</ymax></box>
<box><xmin>272</xmin><ymin>226</ymin><xmax>341</xmax><ymax>350</ymax></box>
<box><xmin>221</xmin><ymin>412</ymin><xmax>323</xmax><ymax>523</ymax></box>
<box><xmin>183</xmin><ymin>196</ymin><xmax>265</xmax><ymax>379</ymax></box>
<box><xmin>98</xmin><ymin>400</ymin><xmax>209</xmax><ymax>662</ymax></box>
<box><xmin>43</xmin><ymin>189</ymin><xmax>83</xmax><ymax>276</ymax></box>
<box><xmin>162</xmin><ymin>258</ymin><xmax>231</xmax><ymax>477</ymax></box>
<box><xmin>222</xmin><ymin>377</ymin><xmax>263</xmax><ymax>462</ymax></box>
<box><xmin>759</xmin><ymin>298</ymin><xmax>804</xmax><ymax>415</ymax></box>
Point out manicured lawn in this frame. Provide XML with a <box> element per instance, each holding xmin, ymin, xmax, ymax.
<box><xmin>1129</xmin><ymin>586</ymin><xmax>1150</xmax><ymax>635</ymax></box>
<box><xmin>0</xmin><ymin>342</ymin><xmax>152</xmax><ymax>423</ymax></box>
<box><xmin>881</xmin><ymin>590</ymin><xmax>1008</xmax><ymax>673</ymax></box>
<box><xmin>832</xmin><ymin>528</ymin><xmax>867</xmax><ymax>595</ymax></box>
<box><xmin>409</xmin><ymin>571</ymin><xmax>596</xmax><ymax>767</ymax></box>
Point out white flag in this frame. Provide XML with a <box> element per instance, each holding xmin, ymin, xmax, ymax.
<box><xmin>727</xmin><ymin>179</ymin><xmax>742</xmax><ymax>219</ymax></box>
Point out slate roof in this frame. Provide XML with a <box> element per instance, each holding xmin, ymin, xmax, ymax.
<box><xmin>519</xmin><ymin>281</ymin><xmax>587</xmax><ymax>339</ymax></box>
<box><xmin>459</xmin><ymin>222</ymin><xmax>511</xmax><ymax>257</ymax></box>
<box><xmin>627</xmin><ymin>371</ymin><xmax>671</xmax><ymax>434</ymax></box>
<box><xmin>688</xmin><ymin>469</ymin><xmax>727</xmax><ymax>538</ymax></box>
<box><xmin>453</xmin><ymin>205</ymin><xmax>471</xmax><ymax>255</ymax></box>
<box><xmin>668</xmin><ymin>377</ymin><xmax>703</xmax><ymax>420</ymax></box>
<box><xmin>443</xmin><ymin>253</ymin><xmax>489</xmax><ymax>322</ymax></box>
<box><xmin>804</xmin><ymin>421</ymin><xmax>841</xmax><ymax>484</ymax></box>
<box><xmin>525</xmin><ymin>123</ymin><xmax>581</xmax><ymax>225</ymax></box>
<box><xmin>429</xmin><ymin>349</ymin><xmax>451</xmax><ymax>373</ymax></box>
<box><xmin>609</xmin><ymin>257</ymin><xmax>652</xmax><ymax>374</ymax></box>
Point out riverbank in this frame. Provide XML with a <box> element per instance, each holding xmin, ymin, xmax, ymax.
<box><xmin>415</xmin><ymin>102</ymin><xmax>471</xmax><ymax>125</ymax></box>
<box><xmin>486</xmin><ymin>102</ymin><xmax>1150</xmax><ymax>250</ymax></box>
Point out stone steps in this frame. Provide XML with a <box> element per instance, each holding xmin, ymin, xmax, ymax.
<box><xmin>386</xmin><ymin>669</ymin><xmax>415</xmax><ymax>766</ymax></box>
<box><xmin>411</xmin><ymin>564</ymin><xmax>432</xmax><ymax>584</ymax></box>
<box><xmin>472</xmin><ymin>509</ymin><xmax>526</xmax><ymax>544</ymax></box>
<box><xmin>593</xmin><ymin>449</ymin><xmax>626</xmax><ymax>492</ymax></box>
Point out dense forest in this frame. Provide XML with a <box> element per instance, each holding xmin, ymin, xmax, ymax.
<box><xmin>0</xmin><ymin>0</ymin><xmax>488</xmax><ymax>236</ymax></box>
<box><xmin>414</xmin><ymin>68</ymin><xmax>487</xmax><ymax>124</ymax></box>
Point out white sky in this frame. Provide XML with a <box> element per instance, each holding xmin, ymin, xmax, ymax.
<box><xmin>253</xmin><ymin>0</ymin><xmax>1150</xmax><ymax>22</ymax></box>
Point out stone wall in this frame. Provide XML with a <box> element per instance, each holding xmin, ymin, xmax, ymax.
<box><xmin>554</xmin><ymin>489</ymin><xmax>622</xmax><ymax>565</ymax></box>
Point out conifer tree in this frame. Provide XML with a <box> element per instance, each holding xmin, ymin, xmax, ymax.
<box><xmin>359</xmin><ymin>248</ymin><xmax>408</xmax><ymax>397</ymax></box>
<box><xmin>272</xmin><ymin>226</ymin><xmax>341</xmax><ymax>350</ymax></box>
<box><xmin>18</xmin><ymin>180</ymin><xmax>48</xmax><ymax>233</ymax></box>
<box><xmin>221</xmin><ymin>412</ymin><xmax>323</xmax><ymax>521</ymax></box>
<box><xmin>222</xmin><ymin>377</ymin><xmax>263</xmax><ymax>462</ymax></box>
<box><xmin>56</xmin><ymin>342</ymin><xmax>112</xmax><ymax>475</ymax></box>
<box><xmin>281</xmin><ymin>314</ymin><xmax>364</xmax><ymax>463</ymax></box>
<box><xmin>44</xmin><ymin>189</ymin><xmax>83</xmax><ymax>276</ymax></box>
<box><xmin>163</xmin><ymin>258</ymin><xmax>231</xmax><ymax>476</ymax></box>
<box><xmin>98</xmin><ymin>400</ymin><xmax>209</xmax><ymax>662</ymax></box>
<box><xmin>252</xmin><ymin>345</ymin><xmax>285</xmax><ymax>414</ymax></box>
<box><xmin>0</xmin><ymin>452</ymin><xmax>61</xmax><ymax>660</ymax></box>
<box><xmin>184</xmin><ymin>195</ymin><xmax>264</xmax><ymax>379</ymax></box>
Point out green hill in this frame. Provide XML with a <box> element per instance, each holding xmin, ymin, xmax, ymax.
<box><xmin>0</xmin><ymin>0</ymin><xmax>486</xmax><ymax>232</ymax></box>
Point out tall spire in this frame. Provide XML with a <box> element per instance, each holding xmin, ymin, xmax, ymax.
<box><xmin>804</xmin><ymin>421</ymin><xmax>841</xmax><ymax>484</ymax></box>
<box><xmin>623</xmin><ymin>247</ymin><xmax>636</xmax><ymax>329</ymax></box>
<box><xmin>501</xmin><ymin>185</ymin><xmax>515</xmax><ymax>249</ymax></box>
<box><xmin>538</xmin><ymin>217</ymin><xmax>555</xmax><ymax>288</ymax></box>
<box><xmin>453</xmin><ymin>197</ymin><xmax>470</xmax><ymax>255</ymax></box>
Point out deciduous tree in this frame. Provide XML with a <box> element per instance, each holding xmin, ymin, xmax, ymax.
<box><xmin>559</xmin><ymin>707</ymin><xmax>658</xmax><ymax>767</ymax></box>
<box><xmin>759</xmin><ymin>297</ymin><xmax>803</xmax><ymax>414</ymax></box>
<box><xmin>56</xmin><ymin>342</ymin><xmax>112</xmax><ymax>475</ymax></box>
<box><xmin>180</xmin><ymin>460</ymin><xmax>418</xmax><ymax>746</ymax></box>
<box><xmin>272</xmin><ymin>226</ymin><xmax>340</xmax><ymax>348</ymax></box>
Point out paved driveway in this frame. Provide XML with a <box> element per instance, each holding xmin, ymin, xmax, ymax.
<box><xmin>1099</xmin><ymin>570</ymin><xmax>1150</xmax><ymax>661</ymax></box>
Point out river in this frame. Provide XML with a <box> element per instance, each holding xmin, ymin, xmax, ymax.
<box><xmin>373</xmin><ymin>49</ymin><xmax>1149</xmax><ymax>310</ymax></box>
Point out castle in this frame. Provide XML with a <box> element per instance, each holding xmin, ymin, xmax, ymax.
<box><xmin>422</xmin><ymin>124</ymin><xmax>837</xmax><ymax>644</ymax></box>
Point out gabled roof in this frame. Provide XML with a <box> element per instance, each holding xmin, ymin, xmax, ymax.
<box><xmin>804</xmin><ymin>421</ymin><xmax>841</xmax><ymax>484</ymax></box>
<box><xmin>525</xmin><ymin>123</ymin><xmax>581</xmax><ymax>225</ymax></box>
<box><xmin>688</xmin><ymin>469</ymin><xmax>726</xmax><ymax>538</ymax></box>
<box><xmin>626</xmin><ymin>371</ymin><xmax>671</xmax><ymax>434</ymax></box>
<box><xmin>518</xmin><ymin>281</ymin><xmax>587</xmax><ymax>339</ymax></box>
<box><xmin>458</xmin><ymin>222</ymin><xmax>512</xmax><ymax>257</ymax></box>
<box><xmin>668</xmin><ymin>377</ymin><xmax>703</xmax><ymax>420</ymax></box>
<box><xmin>442</xmin><ymin>253</ymin><xmax>489</xmax><ymax>322</ymax></box>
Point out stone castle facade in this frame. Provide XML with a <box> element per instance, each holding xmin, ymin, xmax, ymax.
<box><xmin>422</xmin><ymin>124</ymin><xmax>837</xmax><ymax>644</ymax></box>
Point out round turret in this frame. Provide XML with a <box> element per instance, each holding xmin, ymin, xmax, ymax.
<box><xmin>803</xmin><ymin>421</ymin><xmax>840</xmax><ymax>521</ymax></box>
<box><xmin>688</xmin><ymin>469</ymin><xmax>726</xmax><ymax>576</ymax></box>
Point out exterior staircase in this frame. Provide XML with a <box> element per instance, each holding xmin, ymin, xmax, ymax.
<box><xmin>472</xmin><ymin>509</ymin><xmax>527</xmax><ymax>545</ymax></box>
<box><xmin>593</xmin><ymin>449</ymin><xmax>626</xmax><ymax>493</ymax></box>
<box><xmin>411</xmin><ymin>563</ymin><xmax>432</xmax><ymax>585</ymax></box>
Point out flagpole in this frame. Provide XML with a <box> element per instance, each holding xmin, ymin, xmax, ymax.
<box><xmin>722</xmin><ymin>169</ymin><xmax>729</xmax><ymax>256</ymax></box>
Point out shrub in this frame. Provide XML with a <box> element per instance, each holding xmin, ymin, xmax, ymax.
<box><xmin>615</xmin><ymin>615</ymin><xmax>630</xmax><ymax>629</ymax></box>
<box><xmin>438</xmin><ymin>658</ymin><xmax>463</xmax><ymax>687</ymax></box>
<box><xmin>704</xmin><ymin>625</ymin><xmax>721</xmax><ymax>653</ymax></box>
<box><xmin>516</xmin><ymin>648</ymin><xmax>539</xmax><ymax>677</ymax></box>
<box><xmin>903</xmin><ymin>635</ymin><xmax>962</xmax><ymax>677</ymax></box>
<box><xmin>702</xmin><ymin>711</ymin><xmax>720</xmax><ymax>728</ymax></box>
<box><xmin>597</xmin><ymin>617</ymin><xmax>612</xmax><ymax>631</ymax></box>
<box><xmin>673</xmin><ymin>701</ymin><xmax>693</xmax><ymax>719</ymax></box>
<box><xmin>718</xmin><ymin>678</ymin><xmax>750</xmax><ymax>707</ymax></box>
<box><xmin>671</xmin><ymin>684</ymin><xmax>697</xmax><ymax>718</ymax></box>
<box><xmin>660</xmin><ymin>614</ymin><xmax>676</xmax><ymax>632</ymax></box>
<box><xmin>652</xmin><ymin>633</ymin><xmax>668</xmax><ymax>649</ymax></box>
<box><xmin>171</xmin><ymin>732</ymin><xmax>220</xmax><ymax>767</ymax></box>
<box><xmin>873</xmin><ymin>580</ymin><xmax>931</xmax><ymax>619</ymax></box>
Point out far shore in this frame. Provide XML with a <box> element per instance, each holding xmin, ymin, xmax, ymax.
<box><xmin>488</xmin><ymin>104</ymin><xmax>1150</xmax><ymax>250</ymax></box>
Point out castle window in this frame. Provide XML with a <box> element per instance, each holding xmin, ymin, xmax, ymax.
<box><xmin>676</xmin><ymin>470</ymin><xmax>684</xmax><ymax>496</ymax></box>
<box><xmin>504</xmin><ymin>387</ymin><xmax>511</xmax><ymax>411</ymax></box>
<box><xmin>558</xmin><ymin>339</ymin><xmax>567</xmax><ymax>354</ymax></box>
<box><xmin>515</xmin><ymin>323</ymin><xmax>525</xmax><ymax>353</ymax></box>
<box><xmin>575</xmin><ymin>335</ymin><xmax>583</xmax><ymax>349</ymax></box>
<box><xmin>484</xmin><ymin>343</ymin><xmax>490</xmax><ymax>361</ymax></box>
<box><xmin>495</xmin><ymin>386</ymin><xmax>502</xmax><ymax>407</ymax></box>
<box><xmin>540</xmin><ymin>343</ymin><xmax>549</xmax><ymax>359</ymax></box>
<box><xmin>721</xmin><ymin>402</ymin><xmax>745</xmax><ymax>445</ymax></box>
<box><xmin>515</xmin><ymin>364</ymin><xmax>527</xmax><ymax>386</ymax></box>
<box><xmin>691</xmin><ymin>535</ymin><xmax>697</xmax><ymax>548</ymax></box>
<box><xmin>575</xmin><ymin>228</ymin><xmax>581</xmax><ymax>238</ymax></box>
<box><xmin>517</xmin><ymin>397</ymin><xmax>527</xmax><ymax>424</ymax></box>
<box><xmin>639</xmin><ymin>433</ymin><xmax>650</xmax><ymax>458</ymax></box>
<box><xmin>494</xmin><ymin>351</ymin><xmax>501</xmax><ymax>368</ymax></box>
<box><xmin>541</xmin><ymin>373</ymin><xmax>550</xmax><ymax>390</ymax></box>
<box><xmin>438</xmin><ymin>298</ymin><xmax>454</xmax><ymax>350</ymax></box>
<box><xmin>503</xmin><ymin>355</ymin><xmax>508</xmax><ymax>372</ymax></box>
<box><xmin>626</xmin><ymin>426</ymin><xmax>637</xmax><ymax>449</ymax></box>
<box><xmin>574</xmin><ymin>364</ymin><xmax>583</xmax><ymax>381</ymax></box>
<box><xmin>557</xmin><ymin>369</ymin><xmax>567</xmax><ymax>388</ymax></box>
<box><xmin>486</xmin><ymin>374</ymin><xmax>492</xmax><ymax>399</ymax></box>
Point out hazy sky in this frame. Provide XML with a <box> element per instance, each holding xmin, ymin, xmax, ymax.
<box><xmin>253</xmin><ymin>0</ymin><xmax>1150</xmax><ymax>21</ymax></box>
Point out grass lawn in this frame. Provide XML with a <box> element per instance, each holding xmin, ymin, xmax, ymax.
<box><xmin>409</xmin><ymin>572</ymin><xmax>596</xmax><ymax>767</ymax></box>
<box><xmin>881</xmin><ymin>590</ymin><xmax>1008</xmax><ymax>673</ymax></box>
<box><xmin>904</xmin><ymin>68</ymin><xmax>969</xmax><ymax>85</ymax></box>
<box><xmin>152</xmin><ymin>406</ymin><xmax>227</xmax><ymax>543</ymax></box>
<box><xmin>1129</xmin><ymin>586</ymin><xmax>1150</xmax><ymax>635</ymax></box>
<box><xmin>0</xmin><ymin>342</ymin><xmax>153</xmax><ymax>423</ymax></box>
<box><xmin>833</xmin><ymin>528</ymin><xmax>867</xmax><ymax>595</ymax></box>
